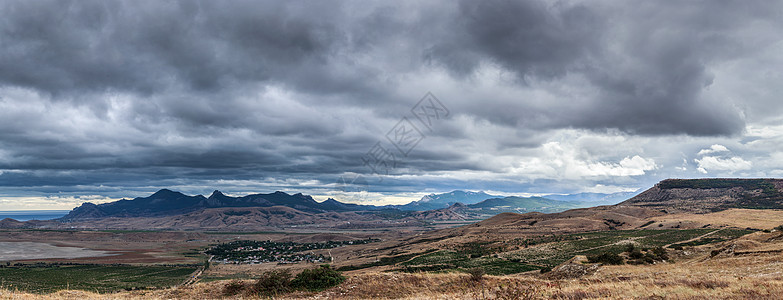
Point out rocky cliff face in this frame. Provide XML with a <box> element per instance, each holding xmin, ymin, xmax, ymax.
<box><xmin>618</xmin><ymin>178</ymin><xmax>783</xmax><ymax>213</ymax></box>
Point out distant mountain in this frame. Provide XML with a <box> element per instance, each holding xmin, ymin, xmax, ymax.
<box><xmin>618</xmin><ymin>178</ymin><xmax>783</xmax><ymax>213</ymax></box>
<box><xmin>396</xmin><ymin>190</ymin><xmax>499</xmax><ymax>211</ymax></box>
<box><xmin>61</xmin><ymin>189</ymin><xmax>381</xmax><ymax>221</ymax></box>
<box><xmin>545</xmin><ymin>191</ymin><xmax>639</xmax><ymax>204</ymax></box>
<box><xmin>395</xmin><ymin>190</ymin><xmax>639</xmax><ymax>211</ymax></box>
<box><xmin>467</xmin><ymin>196</ymin><xmax>584</xmax><ymax>214</ymax></box>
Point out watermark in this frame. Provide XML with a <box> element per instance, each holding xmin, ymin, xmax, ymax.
<box><xmin>385</xmin><ymin>117</ymin><xmax>424</xmax><ymax>157</ymax></box>
<box><xmin>334</xmin><ymin>92</ymin><xmax>449</xmax><ymax>200</ymax></box>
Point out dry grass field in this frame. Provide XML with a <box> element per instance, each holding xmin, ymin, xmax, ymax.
<box><xmin>649</xmin><ymin>208</ymin><xmax>783</xmax><ymax>229</ymax></box>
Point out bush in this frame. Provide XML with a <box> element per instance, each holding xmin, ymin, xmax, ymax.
<box><xmin>586</xmin><ymin>253</ymin><xmax>624</xmax><ymax>265</ymax></box>
<box><xmin>775</xmin><ymin>225</ymin><xmax>783</xmax><ymax>231</ymax></box>
<box><xmin>252</xmin><ymin>269</ymin><xmax>293</xmax><ymax>296</ymax></box>
<box><xmin>629</xmin><ymin>249</ymin><xmax>644</xmax><ymax>259</ymax></box>
<box><xmin>291</xmin><ymin>264</ymin><xmax>345</xmax><ymax>291</ymax></box>
<box><xmin>222</xmin><ymin>279</ymin><xmax>246</xmax><ymax>296</ymax></box>
<box><xmin>651</xmin><ymin>247</ymin><xmax>668</xmax><ymax>260</ymax></box>
<box><xmin>467</xmin><ymin>267</ymin><xmax>486</xmax><ymax>282</ymax></box>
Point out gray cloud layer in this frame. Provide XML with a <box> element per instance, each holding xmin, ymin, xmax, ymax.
<box><xmin>0</xmin><ymin>0</ymin><xmax>781</xmax><ymax>204</ymax></box>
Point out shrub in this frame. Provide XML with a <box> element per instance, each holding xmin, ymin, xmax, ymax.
<box><xmin>651</xmin><ymin>247</ymin><xmax>668</xmax><ymax>260</ymax></box>
<box><xmin>291</xmin><ymin>264</ymin><xmax>345</xmax><ymax>291</ymax></box>
<box><xmin>586</xmin><ymin>253</ymin><xmax>624</xmax><ymax>265</ymax></box>
<box><xmin>775</xmin><ymin>225</ymin><xmax>783</xmax><ymax>231</ymax></box>
<box><xmin>222</xmin><ymin>279</ymin><xmax>246</xmax><ymax>296</ymax></box>
<box><xmin>252</xmin><ymin>269</ymin><xmax>293</xmax><ymax>296</ymax></box>
<box><xmin>467</xmin><ymin>267</ymin><xmax>486</xmax><ymax>282</ymax></box>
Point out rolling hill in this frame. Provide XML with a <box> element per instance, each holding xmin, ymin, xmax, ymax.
<box><xmin>336</xmin><ymin>178</ymin><xmax>783</xmax><ymax>271</ymax></box>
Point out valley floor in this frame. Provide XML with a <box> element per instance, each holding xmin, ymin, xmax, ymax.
<box><xmin>3</xmin><ymin>230</ymin><xmax>783</xmax><ymax>299</ymax></box>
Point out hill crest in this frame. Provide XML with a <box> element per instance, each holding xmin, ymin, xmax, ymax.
<box><xmin>618</xmin><ymin>178</ymin><xmax>783</xmax><ymax>213</ymax></box>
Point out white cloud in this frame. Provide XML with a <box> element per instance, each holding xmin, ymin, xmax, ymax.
<box><xmin>509</xmin><ymin>141</ymin><xmax>657</xmax><ymax>180</ymax></box>
<box><xmin>697</xmin><ymin>144</ymin><xmax>730</xmax><ymax>156</ymax></box>
<box><xmin>695</xmin><ymin>156</ymin><xmax>753</xmax><ymax>174</ymax></box>
<box><xmin>0</xmin><ymin>195</ymin><xmax>118</xmax><ymax>210</ymax></box>
<box><xmin>582</xmin><ymin>184</ymin><xmax>639</xmax><ymax>194</ymax></box>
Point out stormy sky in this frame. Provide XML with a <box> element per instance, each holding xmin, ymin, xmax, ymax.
<box><xmin>2</xmin><ymin>0</ymin><xmax>783</xmax><ymax>209</ymax></box>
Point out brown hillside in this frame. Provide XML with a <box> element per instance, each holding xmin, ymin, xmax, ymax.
<box><xmin>618</xmin><ymin>178</ymin><xmax>783</xmax><ymax>213</ymax></box>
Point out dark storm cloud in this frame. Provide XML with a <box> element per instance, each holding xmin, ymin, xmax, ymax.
<box><xmin>0</xmin><ymin>0</ymin><xmax>781</xmax><ymax>203</ymax></box>
<box><xmin>427</xmin><ymin>0</ymin><xmax>762</xmax><ymax>136</ymax></box>
<box><xmin>429</xmin><ymin>1</ymin><xmax>603</xmax><ymax>79</ymax></box>
<box><xmin>1</xmin><ymin>0</ymin><xmax>760</xmax><ymax>135</ymax></box>
<box><xmin>0</xmin><ymin>0</ymin><xmax>345</xmax><ymax>95</ymax></box>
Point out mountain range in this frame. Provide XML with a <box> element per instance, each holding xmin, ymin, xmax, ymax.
<box><xmin>4</xmin><ymin>178</ymin><xmax>783</xmax><ymax>231</ymax></box>
<box><xmin>60</xmin><ymin>189</ymin><xmax>383</xmax><ymax>220</ymax></box>
<box><xmin>394</xmin><ymin>190</ymin><xmax>499</xmax><ymax>211</ymax></box>
<box><xmin>0</xmin><ymin>188</ymin><xmax>637</xmax><ymax>230</ymax></box>
<box><xmin>60</xmin><ymin>188</ymin><xmax>632</xmax><ymax>222</ymax></box>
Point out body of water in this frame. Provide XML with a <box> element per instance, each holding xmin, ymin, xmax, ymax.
<box><xmin>0</xmin><ymin>210</ymin><xmax>70</xmax><ymax>221</ymax></box>
<box><xmin>0</xmin><ymin>242</ymin><xmax>113</xmax><ymax>261</ymax></box>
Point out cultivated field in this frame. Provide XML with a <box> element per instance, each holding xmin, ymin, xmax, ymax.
<box><xmin>0</xmin><ymin>265</ymin><xmax>198</xmax><ymax>293</ymax></box>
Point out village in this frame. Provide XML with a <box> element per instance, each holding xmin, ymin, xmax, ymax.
<box><xmin>206</xmin><ymin>239</ymin><xmax>379</xmax><ymax>265</ymax></box>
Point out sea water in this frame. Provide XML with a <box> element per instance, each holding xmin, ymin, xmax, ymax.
<box><xmin>0</xmin><ymin>210</ymin><xmax>70</xmax><ymax>221</ymax></box>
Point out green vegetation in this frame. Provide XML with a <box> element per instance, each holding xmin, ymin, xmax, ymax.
<box><xmin>667</xmin><ymin>229</ymin><xmax>756</xmax><ymax>248</ymax></box>
<box><xmin>639</xmin><ymin>220</ymin><xmax>656</xmax><ymax>228</ymax></box>
<box><xmin>506</xmin><ymin>229</ymin><xmax>753</xmax><ymax>268</ymax></box>
<box><xmin>251</xmin><ymin>269</ymin><xmax>293</xmax><ymax>297</ymax></box>
<box><xmin>0</xmin><ymin>264</ymin><xmax>197</xmax><ymax>293</ymax></box>
<box><xmin>290</xmin><ymin>264</ymin><xmax>345</xmax><ymax>291</ymax></box>
<box><xmin>586</xmin><ymin>252</ymin><xmax>624</xmax><ymax>265</ymax></box>
<box><xmin>457</xmin><ymin>241</ymin><xmax>502</xmax><ymax>258</ymax></box>
<box><xmin>357</xmin><ymin>229</ymin><xmax>750</xmax><ymax>275</ymax></box>
<box><xmin>396</xmin><ymin>250</ymin><xmax>539</xmax><ymax>275</ymax></box>
<box><xmin>222</xmin><ymin>265</ymin><xmax>345</xmax><ymax>297</ymax></box>
<box><xmin>207</xmin><ymin>239</ymin><xmax>378</xmax><ymax>264</ymax></box>
<box><xmin>623</xmin><ymin>246</ymin><xmax>668</xmax><ymax>265</ymax></box>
